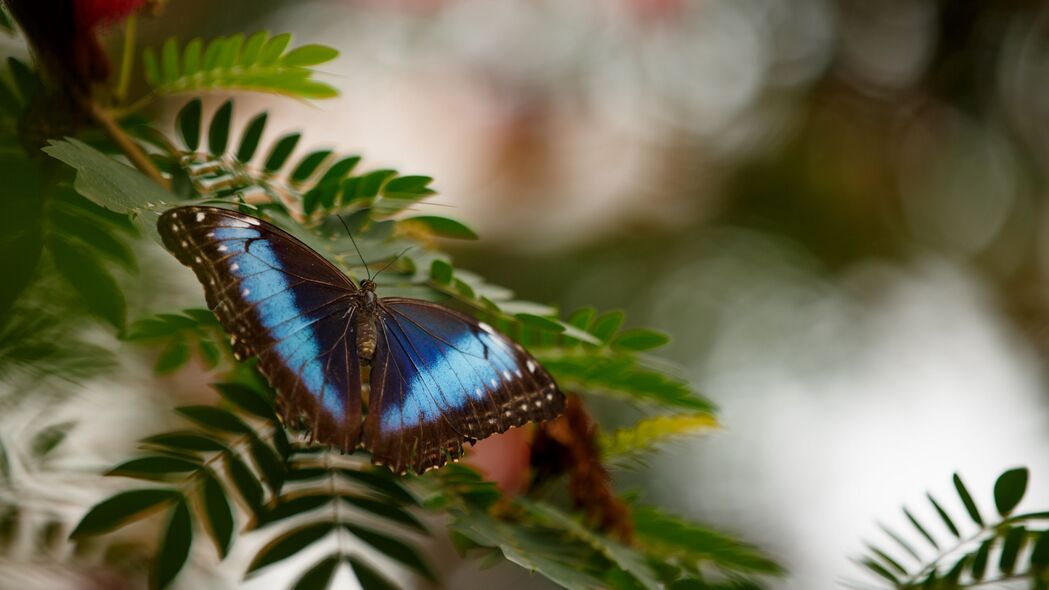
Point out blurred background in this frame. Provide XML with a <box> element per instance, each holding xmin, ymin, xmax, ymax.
<box><xmin>8</xmin><ymin>0</ymin><xmax>1049</xmax><ymax>588</ymax></box>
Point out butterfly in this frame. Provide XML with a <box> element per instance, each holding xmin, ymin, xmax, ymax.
<box><xmin>157</xmin><ymin>206</ymin><xmax>565</xmax><ymax>474</ymax></box>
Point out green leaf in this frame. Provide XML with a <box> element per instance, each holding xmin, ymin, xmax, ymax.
<box><xmin>904</xmin><ymin>507</ymin><xmax>938</xmax><ymax>549</ymax></box>
<box><xmin>590</xmin><ymin>311</ymin><xmax>625</xmax><ymax>343</ymax></box>
<box><xmin>264</xmin><ymin>133</ymin><xmax>301</xmax><ymax>172</ymax></box>
<box><xmin>152</xmin><ymin>497</ymin><xmax>192</xmax><ymax>590</ymax></box>
<box><xmin>336</xmin><ymin>468</ymin><xmax>417</xmax><ymax>506</ymax></box>
<box><xmin>601</xmin><ymin>413</ymin><xmax>718</xmax><ymax>461</ymax></box>
<box><xmin>143</xmin><ymin>48</ymin><xmax>159</xmax><ymax>86</ymax></box>
<box><xmin>50</xmin><ymin>237</ymin><xmax>127</xmax><ymax>331</ymax></box>
<box><xmin>865</xmin><ymin>545</ymin><xmax>906</xmax><ymax>576</ymax></box>
<box><xmin>154</xmin><ymin>339</ymin><xmax>190</xmax><ymax>374</ymax></box>
<box><xmin>952</xmin><ymin>473</ymin><xmax>983</xmax><ymax>526</ymax></box>
<box><xmin>1031</xmin><ymin>529</ymin><xmax>1049</xmax><ymax>568</ymax></box>
<box><xmin>213</xmin><ymin>382</ymin><xmax>275</xmax><ymax>420</ymax></box>
<box><xmin>630</xmin><ymin>505</ymin><xmax>783</xmax><ymax>576</ymax></box>
<box><xmin>343</xmin><ymin>523</ymin><xmax>436</xmax><ymax>581</ymax></box>
<box><xmin>250</xmin><ymin>437</ymin><xmax>285</xmax><ymax>492</ymax></box>
<box><xmin>198</xmin><ymin>339</ymin><xmax>221</xmax><ymax>369</ymax></box>
<box><xmin>259</xmin><ymin>33</ymin><xmax>292</xmax><ymax>65</ymax></box>
<box><xmin>430</xmin><ymin>259</ymin><xmax>453</xmax><ymax>284</ymax></box>
<box><xmin>282</xmin><ymin>45</ymin><xmax>339</xmax><ymax>67</ymax></box>
<box><xmin>515</xmin><ymin>313</ymin><xmax>564</xmax><ymax>333</ymax></box>
<box><xmin>612</xmin><ymin>329</ymin><xmax>670</xmax><ymax>352</ymax></box>
<box><xmin>227</xmin><ymin>454</ymin><xmax>264</xmax><ymax>515</ymax></box>
<box><xmin>383</xmin><ymin>175</ymin><xmax>432</xmax><ymax>194</ymax></box>
<box><xmin>293</xmin><ymin>555</ymin><xmax>341</xmax><ymax>590</ymax></box>
<box><xmin>208</xmin><ymin>99</ymin><xmax>233</xmax><ymax>154</ymax></box>
<box><xmin>200</xmin><ymin>470</ymin><xmax>234</xmax><ymax>558</ymax></box>
<box><xmin>291</xmin><ymin>150</ymin><xmax>333</xmax><ymax>183</ymax></box>
<box><xmin>108</xmin><ymin>456</ymin><xmax>200</xmax><ymax>479</ymax></box>
<box><xmin>994</xmin><ymin>467</ymin><xmax>1028</xmax><ymax>517</ymax></box>
<box><xmin>536</xmin><ymin>353</ymin><xmax>713</xmax><ymax>412</ymax></box>
<box><xmin>182</xmin><ymin>38</ymin><xmax>203</xmax><ymax>76</ymax></box>
<box><xmin>42</xmin><ymin>139</ymin><xmax>174</xmax><ymax>232</ymax></box>
<box><xmin>347</xmin><ymin>556</ymin><xmax>399</xmax><ymax>590</ymax></box>
<box><xmin>142</xmin><ymin>432</ymin><xmax>227</xmax><ymax>453</ymax></box>
<box><xmin>30</xmin><ymin>421</ymin><xmax>75</xmax><ymax>458</ymax></box>
<box><xmin>341</xmin><ymin>495</ymin><xmax>427</xmax><ymax>533</ymax></box>
<box><xmin>177</xmin><ymin>98</ymin><xmax>202</xmax><ymax>151</ymax></box>
<box><xmin>247</xmin><ymin>522</ymin><xmax>335</xmax><ymax>574</ymax></box>
<box><xmin>160</xmin><ymin>37</ymin><xmax>179</xmax><ymax>84</ymax></box>
<box><xmin>71</xmin><ymin>489</ymin><xmax>179</xmax><ymax>538</ymax></box>
<box><xmin>519</xmin><ymin>499</ymin><xmax>662</xmax><ymax>590</ymax></box>
<box><xmin>999</xmin><ymin>526</ymin><xmax>1026</xmax><ymax>574</ymax></box>
<box><xmin>237</xmin><ymin>112</ymin><xmax>268</xmax><ymax>162</ymax></box>
<box><xmin>927</xmin><ymin>494</ymin><xmax>960</xmax><ymax>538</ymax></box>
<box><xmin>860</xmin><ymin>558</ymin><xmax>898</xmax><ymax>585</ymax></box>
<box><xmin>970</xmin><ymin>537</ymin><xmax>992</xmax><ymax>580</ymax></box>
<box><xmin>264</xmin><ymin>494</ymin><xmax>331</xmax><ymax>524</ymax></box>
<box><xmin>240</xmin><ymin>31</ymin><xmax>268</xmax><ymax>65</ymax></box>
<box><xmin>401</xmin><ymin>216</ymin><xmax>478</xmax><ymax>240</ymax></box>
<box><xmin>176</xmin><ymin>406</ymin><xmax>254</xmax><ymax>435</ymax></box>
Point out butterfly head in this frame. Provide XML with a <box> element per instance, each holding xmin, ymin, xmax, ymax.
<box><xmin>360</xmin><ymin>279</ymin><xmax>377</xmax><ymax>292</ymax></box>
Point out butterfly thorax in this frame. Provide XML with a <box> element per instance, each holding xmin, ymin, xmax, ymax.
<box><xmin>356</xmin><ymin>280</ymin><xmax>379</xmax><ymax>363</ymax></box>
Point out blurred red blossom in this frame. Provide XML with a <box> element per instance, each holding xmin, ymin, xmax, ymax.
<box><xmin>75</xmin><ymin>0</ymin><xmax>146</xmax><ymax>31</ymax></box>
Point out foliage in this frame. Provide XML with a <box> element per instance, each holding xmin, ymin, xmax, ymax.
<box><xmin>141</xmin><ymin>32</ymin><xmax>339</xmax><ymax>101</ymax></box>
<box><xmin>855</xmin><ymin>467</ymin><xmax>1049</xmax><ymax>589</ymax></box>
<box><xmin>0</xmin><ymin>9</ymin><xmax>781</xmax><ymax>590</ymax></box>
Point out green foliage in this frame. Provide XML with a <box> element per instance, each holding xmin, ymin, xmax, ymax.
<box><xmin>856</xmin><ymin>467</ymin><xmax>1049</xmax><ymax>589</ymax></box>
<box><xmin>126</xmin><ymin>309</ymin><xmax>227</xmax><ymax>373</ymax></box>
<box><xmin>601</xmin><ymin>413</ymin><xmax>719</xmax><ymax>463</ymax></box>
<box><xmin>142</xmin><ymin>32</ymin><xmax>339</xmax><ymax>100</ymax></box>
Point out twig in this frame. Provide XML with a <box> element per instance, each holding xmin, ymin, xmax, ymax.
<box><xmin>79</xmin><ymin>93</ymin><xmax>169</xmax><ymax>189</ymax></box>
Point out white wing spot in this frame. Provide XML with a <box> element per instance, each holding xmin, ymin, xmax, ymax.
<box><xmin>194</xmin><ymin>256</ymin><xmax>202</xmax><ymax>263</ymax></box>
<box><xmin>217</xmin><ymin>245</ymin><xmax>227</xmax><ymax>252</ymax></box>
<box><xmin>242</xmin><ymin>288</ymin><xmax>251</xmax><ymax>296</ymax></box>
<box><xmin>230</xmin><ymin>263</ymin><xmax>239</xmax><ymax>271</ymax></box>
<box><xmin>226</xmin><ymin>220</ymin><xmax>250</xmax><ymax>228</ymax></box>
<box><xmin>488</xmin><ymin>418</ymin><xmax>496</xmax><ymax>425</ymax></box>
<box><xmin>535</xmin><ymin>401</ymin><xmax>543</xmax><ymax>408</ymax></box>
<box><xmin>490</xmin><ymin>379</ymin><xmax>498</xmax><ymax>388</ymax></box>
<box><xmin>474</xmin><ymin>388</ymin><xmax>482</xmax><ymax>398</ymax></box>
<box><xmin>515</xmin><ymin>369</ymin><xmax>523</xmax><ymax>379</ymax></box>
<box><xmin>527</xmin><ymin>360</ymin><xmax>537</xmax><ymax>373</ymax></box>
<box><xmin>196</xmin><ymin>212</ymin><xmax>205</xmax><ymax>222</ymax></box>
<box><xmin>245</xmin><ymin>217</ymin><xmax>260</xmax><ymax>226</ymax></box>
<box><xmin>502</xmin><ymin>370</ymin><xmax>512</xmax><ymax>381</ymax></box>
<box><xmin>180</xmin><ymin>240</ymin><xmax>188</xmax><ymax>247</ymax></box>
<box><xmin>546</xmin><ymin>393</ymin><xmax>554</xmax><ymax>401</ymax></box>
<box><xmin>171</xmin><ymin>224</ymin><xmax>180</xmax><ymax>233</ymax></box>
<box><xmin>479</xmin><ymin>322</ymin><xmax>495</xmax><ymax>334</ymax></box>
<box><xmin>519</xmin><ymin>404</ymin><xmax>529</xmax><ymax>412</ymax></box>
<box><xmin>504</xmin><ymin>410</ymin><xmax>512</xmax><ymax>417</ymax></box>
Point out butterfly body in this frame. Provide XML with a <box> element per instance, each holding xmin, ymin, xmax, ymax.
<box><xmin>157</xmin><ymin>206</ymin><xmax>564</xmax><ymax>474</ymax></box>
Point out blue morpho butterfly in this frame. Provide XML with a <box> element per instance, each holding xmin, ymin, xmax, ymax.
<box><xmin>158</xmin><ymin>206</ymin><xmax>565</xmax><ymax>474</ymax></box>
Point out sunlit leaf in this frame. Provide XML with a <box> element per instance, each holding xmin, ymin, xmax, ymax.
<box><xmin>282</xmin><ymin>45</ymin><xmax>339</xmax><ymax>67</ymax></box>
<box><xmin>612</xmin><ymin>329</ymin><xmax>670</xmax><ymax>352</ymax></box>
<box><xmin>400</xmin><ymin>216</ymin><xmax>477</xmax><ymax>240</ymax></box>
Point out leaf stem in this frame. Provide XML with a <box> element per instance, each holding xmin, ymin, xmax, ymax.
<box><xmin>114</xmin><ymin>14</ymin><xmax>137</xmax><ymax>103</ymax></box>
<box><xmin>79</xmin><ymin>93</ymin><xmax>169</xmax><ymax>189</ymax></box>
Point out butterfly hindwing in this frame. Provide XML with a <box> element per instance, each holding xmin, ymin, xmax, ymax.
<box><xmin>364</xmin><ymin>298</ymin><xmax>565</xmax><ymax>474</ymax></box>
<box><xmin>158</xmin><ymin>206</ymin><xmax>363</xmax><ymax>449</ymax></box>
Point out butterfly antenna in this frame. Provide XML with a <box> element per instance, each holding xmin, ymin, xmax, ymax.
<box><xmin>336</xmin><ymin>214</ymin><xmax>371</xmax><ymax>281</ymax></box>
<box><xmin>372</xmin><ymin>246</ymin><xmax>414</xmax><ymax>281</ymax></box>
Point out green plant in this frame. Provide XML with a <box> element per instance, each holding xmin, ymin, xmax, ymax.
<box><xmin>855</xmin><ymin>467</ymin><xmax>1049</xmax><ymax>589</ymax></box>
<box><xmin>0</xmin><ymin>4</ymin><xmax>781</xmax><ymax>590</ymax></box>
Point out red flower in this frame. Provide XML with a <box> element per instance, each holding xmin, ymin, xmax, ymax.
<box><xmin>75</xmin><ymin>0</ymin><xmax>146</xmax><ymax>31</ymax></box>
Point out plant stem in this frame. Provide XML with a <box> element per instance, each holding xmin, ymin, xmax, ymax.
<box><xmin>114</xmin><ymin>14</ymin><xmax>137</xmax><ymax>103</ymax></box>
<box><xmin>79</xmin><ymin>94</ymin><xmax>169</xmax><ymax>189</ymax></box>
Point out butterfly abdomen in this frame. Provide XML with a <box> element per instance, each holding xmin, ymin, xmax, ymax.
<box><xmin>356</xmin><ymin>288</ymin><xmax>379</xmax><ymax>362</ymax></box>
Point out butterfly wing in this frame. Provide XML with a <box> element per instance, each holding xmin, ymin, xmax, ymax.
<box><xmin>363</xmin><ymin>298</ymin><xmax>565</xmax><ymax>474</ymax></box>
<box><xmin>157</xmin><ymin>206</ymin><xmax>363</xmax><ymax>450</ymax></box>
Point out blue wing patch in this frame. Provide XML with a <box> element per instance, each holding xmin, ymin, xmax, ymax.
<box><xmin>158</xmin><ymin>206</ymin><xmax>362</xmax><ymax>449</ymax></box>
<box><xmin>364</xmin><ymin>298</ymin><xmax>564</xmax><ymax>474</ymax></box>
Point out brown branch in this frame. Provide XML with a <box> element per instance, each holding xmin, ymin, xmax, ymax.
<box><xmin>78</xmin><ymin>94</ymin><xmax>169</xmax><ymax>189</ymax></box>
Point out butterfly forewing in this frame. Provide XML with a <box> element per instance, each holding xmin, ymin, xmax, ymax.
<box><xmin>364</xmin><ymin>298</ymin><xmax>565</xmax><ymax>474</ymax></box>
<box><xmin>158</xmin><ymin>206</ymin><xmax>363</xmax><ymax>449</ymax></box>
